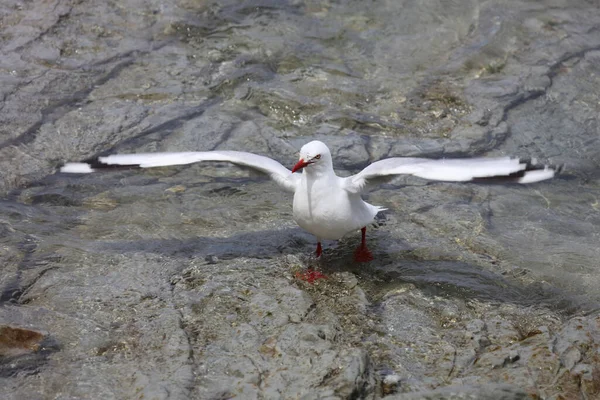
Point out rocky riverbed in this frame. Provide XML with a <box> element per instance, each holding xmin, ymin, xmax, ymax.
<box><xmin>1</xmin><ymin>0</ymin><xmax>600</xmax><ymax>399</ymax></box>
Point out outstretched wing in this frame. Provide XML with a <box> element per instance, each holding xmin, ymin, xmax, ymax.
<box><xmin>61</xmin><ymin>151</ymin><xmax>299</xmax><ymax>193</ymax></box>
<box><xmin>343</xmin><ymin>156</ymin><xmax>560</xmax><ymax>194</ymax></box>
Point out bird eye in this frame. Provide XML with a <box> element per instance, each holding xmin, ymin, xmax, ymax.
<box><xmin>314</xmin><ymin>154</ymin><xmax>321</xmax><ymax>159</ymax></box>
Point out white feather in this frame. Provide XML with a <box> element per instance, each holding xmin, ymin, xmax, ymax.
<box><xmin>68</xmin><ymin>151</ymin><xmax>299</xmax><ymax>192</ymax></box>
<box><xmin>60</xmin><ymin>163</ymin><xmax>95</xmax><ymax>173</ymax></box>
<box><xmin>344</xmin><ymin>156</ymin><xmax>551</xmax><ymax>193</ymax></box>
<box><xmin>518</xmin><ymin>168</ymin><xmax>555</xmax><ymax>183</ymax></box>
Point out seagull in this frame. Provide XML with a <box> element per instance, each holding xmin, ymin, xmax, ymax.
<box><xmin>61</xmin><ymin>140</ymin><xmax>560</xmax><ymax>262</ymax></box>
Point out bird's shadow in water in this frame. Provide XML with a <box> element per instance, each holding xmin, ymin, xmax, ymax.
<box><xmin>94</xmin><ymin>227</ymin><xmax>317</xmax><ymax>260</ymax></box>
<box><xmin>94</xmin><ymin>227</ymin><xmax>594</xmax><ymax>315</ymax></box>
<box><xmin>317</xmin><ymin>238</ymin><xmax>595</xmax><ymax>315</ymax></box>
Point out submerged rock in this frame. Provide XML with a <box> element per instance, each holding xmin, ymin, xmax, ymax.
<box><xmin>0</xmin><ymin>325</ymin><xmax>44</xmax><ymax>357</ymax></box>
<box><xmin>1</xmin><ymin>0</ymin><xmax>600</xmax><ymax>398</ymax></box>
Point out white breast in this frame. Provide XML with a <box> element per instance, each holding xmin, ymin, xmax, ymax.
<box><xmin>292</xmin><ymin>174</ymin><xmax>380</xmax><ymax>240</ymax></box>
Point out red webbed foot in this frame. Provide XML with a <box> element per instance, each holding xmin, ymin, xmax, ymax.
<box><xmin>295</xmin><ymin>268</ymin><xmax>327</xmax><ymax>283</ymax></box>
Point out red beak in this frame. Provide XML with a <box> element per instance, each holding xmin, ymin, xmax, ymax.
<box><xmin>292</xmin><ymin>159</ymin><xmax>310</xmax><ymax>173</ymax></box>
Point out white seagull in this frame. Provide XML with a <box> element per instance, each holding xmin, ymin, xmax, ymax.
<box><xmin>61</xmin><ymin>140</ymin><xmax>560</xmax><ymax>262</ymax></box>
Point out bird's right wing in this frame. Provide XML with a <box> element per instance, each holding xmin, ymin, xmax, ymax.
<box><xmin>343</xmin><ymin>156</ymin><xmax>560</xmax><ymax>194</ymax></box>
<box><xmin>61</xmin><ymin>151</ymin><xmax>300</xmax><ymax>193</ymax></box>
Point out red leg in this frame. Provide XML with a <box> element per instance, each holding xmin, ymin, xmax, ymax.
<box><xmin>316</xmin><ymin>241</ymin><xmax>322</xmax><ymax>258</ymax></box>
<box><xmin>354</xmin><ymin>227</ymin><xmax>373</xmax><ymax>262</ymax></box>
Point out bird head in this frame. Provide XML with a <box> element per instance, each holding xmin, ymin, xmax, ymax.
<box><xmin>292</xmin><ymin>141</ymin><xmax>332</xmax><ymax>173</ymax></box>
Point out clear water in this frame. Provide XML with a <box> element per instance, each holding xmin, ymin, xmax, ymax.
<box><xmin>2</xmin><ymin>0</ymin><xmax>600</xmax><ymax>320</ymax></box>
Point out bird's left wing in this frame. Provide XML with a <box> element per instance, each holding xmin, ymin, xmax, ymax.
<box><xmin>343</xmin><ymin>156</ymin><xmax>560</xmax><ymax>194</ymax></box>
<box><xmin>61</xmin><ymin>151</ymin><xmax>299</xmax><ymax>192</ymax></box>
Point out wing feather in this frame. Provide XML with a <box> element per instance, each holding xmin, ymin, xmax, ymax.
<box><xmin>343</xmin><ymin>156</ymin><xmax>558</xmax><ymax>193</ymax></box>
<box><xmin>61</xmin><ymin>151</ymin><xmax>299</xmax><ymax>193</ymax></box>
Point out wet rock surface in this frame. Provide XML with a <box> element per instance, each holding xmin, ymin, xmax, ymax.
<box><xmin>1</xmin><ymin>0</ymin><xmax>600</xmax><ymax>398</ymax></box>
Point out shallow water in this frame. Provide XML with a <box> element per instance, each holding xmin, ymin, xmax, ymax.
<box><xmin>2</xmin><ymin>0</ymin><xmax>600</xmax><ymax>309</ymax></box>
<box><xmin>1</xmin><ymin>0</ymin><xmax>600</xmax><ymax>397</ymax></box>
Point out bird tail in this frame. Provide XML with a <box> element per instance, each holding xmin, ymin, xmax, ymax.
<box><xmin>370</xmin><ymin>204</ymin><xmax>387</xmax><ymax>217</ymax></box>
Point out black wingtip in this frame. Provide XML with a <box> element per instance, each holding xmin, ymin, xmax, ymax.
<box><xmin>471</xmin><ymin>158</ymin><xmax>563</xmax><ymax>184</ymax></box>
<box><xmin>83</xmin><ymin>157</ymin><xmax>143</xmax><ymax>171</ymax></box>
<box><xmin>60</xmin><ymin>157</ymin><xmax>144</xmax><ymax>173</ymax></box>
